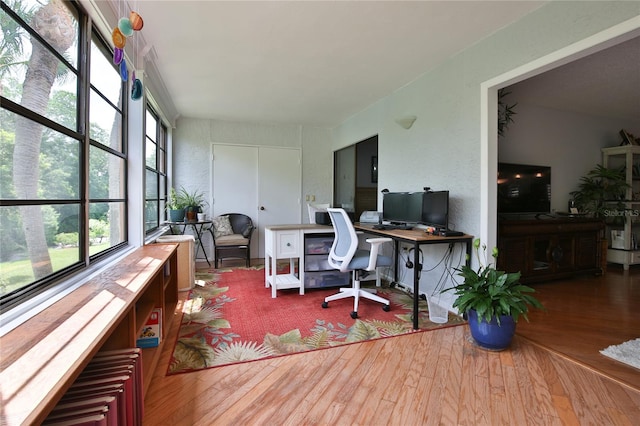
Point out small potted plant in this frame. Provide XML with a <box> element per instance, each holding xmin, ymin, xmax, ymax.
<box><xmin>446</xmin><ymin>238</ymin><xmax>544</xmax><ymax>351</ymax></box>
<box><xmin>166</xmin><ymin>187</ymin><xmax>185</xmax><ymax>222</ymax></box>
<box><xmin>178</xmin><ymin>187</ymin><xmax>206</xmax><ymax>221</ymax></box>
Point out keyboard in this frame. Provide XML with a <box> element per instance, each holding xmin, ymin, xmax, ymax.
<box><xmin>372</xmin><ymin>224</ymin><xmax>413</xmax><ymax>230</ymax></box>
<box><xmin>440</xmin><ymin>229</ymin><xmax>464</xmax><ymax>237</ymax></box>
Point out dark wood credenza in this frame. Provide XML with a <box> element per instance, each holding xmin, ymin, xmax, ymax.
<box><xmin>497</xmin><ymin>217</ymin><xmax>605</xmax><ymax>284</ymax></box>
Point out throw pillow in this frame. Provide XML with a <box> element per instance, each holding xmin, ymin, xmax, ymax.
<box><xmin>213</xmin><ymin>215</ymin><xmax>234</xmax><ymax>239</ymax></box>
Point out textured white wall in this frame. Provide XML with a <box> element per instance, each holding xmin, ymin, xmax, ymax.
<box><xmin>499</xmin><ymin>102</ymin><xmax>640</xmax><ymax>214</ymax></box>
<box><xmin>170</xmin><ymin>2</ymin><xmax>638</xmax><ymax>309</ymax></box>
<box><xmin>332</xmin><ymin>1</ymin><xmax>639</xmax><ymax>308</ymax></box>
<box><xmin>301</xmin><ymin>126</ymin><xmax>334</xmax><ymax>222</ymax></box>
<box><xmin>173</xmin><ymin>118</ymin><xmax>334</xmax><ymax>255</ymax></box>
<box><xmin>173</xmin><ymin>118</ymin><xmax>333</xmax><ymax>222</ymax></box>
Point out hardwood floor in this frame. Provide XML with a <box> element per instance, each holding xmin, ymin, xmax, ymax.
<box><xmin>517</xmin><ymin>266</ymin><xmax>640</xmax><ymax>391</ymax></box>
<box><xmin>143</xmin><ymin>262</ymin><xmax>640</xmax><ymax>425</ymax></box>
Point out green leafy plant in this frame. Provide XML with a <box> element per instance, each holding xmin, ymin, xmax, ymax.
<box><xmin>166</xmin><ymin>188</ymin><xmax>185</xmax><ymax>210</ymax></box>
<box><xmin>447</xmin><ymin>239</ymin><xmax>543</xmax><ymax>324</ymax></box>
<box><xmin>498</xmin><ymin>88</ymin><xmax>517</xmax><ymax>137</ymax></box>
<box><xmin>178</xmin><ymin>187</ymin><xmax>206</xmax><ymax>210</ymax></box>
<box><xmin>570</xmin><ymin>164</ymin><xmax>629</xmax><ymax>220</ymax></box>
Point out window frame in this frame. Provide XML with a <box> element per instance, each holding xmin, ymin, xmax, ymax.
<box><xmin>0</xmin><ymin>0</ymin><xmax>129</xmax><ymax>314</ymax></box>
<box><xmin>144</xmin><ymin>105</ymin><xmax>168</xmax><ymax>234</ymax></box>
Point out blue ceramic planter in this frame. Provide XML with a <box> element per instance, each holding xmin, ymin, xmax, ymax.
<box><xmin>168</xmin><ymin>208</ymin><xmax>184</xmax><ymax>222</ymax></box>
<box><xmin>467</xmin><ymin>309</ymin><xmax>516</xmax><ymax>351</ymax></box>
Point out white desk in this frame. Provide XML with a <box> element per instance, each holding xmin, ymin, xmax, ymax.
<box><xmin>264</xmin><ymin>224</ymin><xmax>333</xmax><ymax>298</ymax></box>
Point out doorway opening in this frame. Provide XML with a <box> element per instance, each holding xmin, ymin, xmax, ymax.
<box><xmin>333</xmin><ymin>135</ymin><xmax>378</xmax><ymax>219</ymax></box>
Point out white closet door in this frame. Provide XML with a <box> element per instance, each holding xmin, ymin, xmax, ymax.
<box><xmin>257</xmin><ymin>147</ymin><xmax>301</xmax><ymax>254</ymax></box>
<box><xmin>212</xmin><ymin>145</ymin><xmax>259</xmax><ymax>256</ymax></box>
<box><xmin>212</xmin><ymin>144</ymin><xmax>301</xmax><ymax>258</ymax></box>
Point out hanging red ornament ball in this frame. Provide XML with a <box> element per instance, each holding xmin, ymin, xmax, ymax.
<box><xmin>118</xmin><ymin>17</ymin><xmax>134</xmax><ymax>37</ymax></box>
<box><xmin>112</xmin><ymin>27</ymin><xmax>126</xmax><ymax>48</ymax></box>
<box><xmin>130</xmin><ymin>11</ymin><xmax>144</xmax><ymax>31</ymax></box>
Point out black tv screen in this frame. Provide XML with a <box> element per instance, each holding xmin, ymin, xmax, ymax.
<box><xmin>498</xmin><ymin>163</ymin><xmax>551</xmax><ymax>214</ymax></box>
<box><xmin>382</xmin><ymin>192</ymin><xmax>423</xmax><ymax>224</ymax></box>
<box><xmin>422</xmin><ymin>191</ymin><xmax>449</xmax><ymax>230</ymax></box>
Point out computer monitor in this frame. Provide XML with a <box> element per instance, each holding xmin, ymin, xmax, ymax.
<box><xmin>422</xmin><ymin>190</ymin><xmax>449</xmax><ymax>230</ymax></box>
<box><xmin>405</xmin><ymin>191</ymin><xmax>425</xmax><ymax>223</ymax></box>
<box><xmin>382</xmin><ymin>192</ymin><xmax>423</xmax><ymax>224</ymax></box>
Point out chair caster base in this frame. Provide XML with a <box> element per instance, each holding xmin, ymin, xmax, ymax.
<box><xmin>321</xmin><ymin>301</ymin><xmax>329</xmax><ymax>309</ymax></box>
<box><xmin>350</xmin><ymin>311</ymin><xmax>358</xmax><ymax>319</ymax></box>
<box><xmin>383</xmin><ymin>304</ymin><xmax>390</xmax><ymax>312</ymax></box>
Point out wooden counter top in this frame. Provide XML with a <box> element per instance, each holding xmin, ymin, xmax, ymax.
<box><xmin>0</xmin><ymin>244</ymin><xmax>177</xmax><ymax>426</ymax></box>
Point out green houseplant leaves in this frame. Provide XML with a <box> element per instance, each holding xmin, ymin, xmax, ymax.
<box><xmin>447</xmin><ymin>239</ymin><xmax>544</xmax><ymax>324</ymax></box>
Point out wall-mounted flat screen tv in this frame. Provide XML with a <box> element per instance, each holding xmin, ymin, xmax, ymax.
<box><xmin>498</xmin><ymin>163</ymin><xmax>551</xmax><ymax>214</ymax></box>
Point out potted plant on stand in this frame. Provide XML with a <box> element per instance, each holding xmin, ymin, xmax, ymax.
<box><xmin>570</xmin><ymin>164</ymin><xmax>629</xmax><ymax>269</ymax></box>
<box><xmin>178</xmin><ymin>187</ymin><xmax>206</xmax><ymax>221</ymax></box>
<box><xmin>166</xmin><ymin>187</ymin><xmax>185</xmax><ymax>222</ymax></box>
<box><xmin>447</xmin><ymin>239</ymin><xmax>544</xmax><ymax>351</ymax></box>
<box><xmin>570</xmin><ymin>164</ymin><xmax>629</xmax><ymax>219</ymax></box>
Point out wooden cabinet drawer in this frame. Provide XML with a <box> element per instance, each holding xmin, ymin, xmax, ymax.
<box><xmin>498</xmin><ymin>218</ymin><xmax>603</xmax><ymax>283</ymax></box>
<box><xmin>276</xmin><ymin>231</ymin><xmax>300</xmax><ymax>257</ymax></box>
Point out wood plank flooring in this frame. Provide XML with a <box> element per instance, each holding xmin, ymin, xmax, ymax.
<box><xmin>143</xmin><ymin>262</ymin><xmax>640</xmax><ymax>425</ymax></box>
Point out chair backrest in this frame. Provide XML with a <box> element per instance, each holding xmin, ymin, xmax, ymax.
<box><xmin>213</xmin><ymin>213</ymin><xmax>254</xmax><ymax>240</ymax></box>
<box><xmin>327</xmin><ymin>208</ymin><xmax>359</xmax><ymax>272</ymax></box>
<box><xmin>307</xmin><ymin>203</ymin><xmax>330</xmax><ymax>224</ymax></box>
<box><xmin>226</xmin><ymin>213</ymin><xmax>252</xmax><ymax>234</ymax></box>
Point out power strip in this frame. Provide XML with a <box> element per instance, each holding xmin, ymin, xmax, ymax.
<box><xmin>393</xmin><ymin>281</ymin><xmax>413</xmax><ymax>294</ymax></box>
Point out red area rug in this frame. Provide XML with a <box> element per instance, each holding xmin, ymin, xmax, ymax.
<box><xmin>167</xmin><ymin>266</ymin><xmax>465</xmax><ymax>374</ymax></box>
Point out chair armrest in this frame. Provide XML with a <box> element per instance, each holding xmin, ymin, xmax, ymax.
<box><xmin>366</xmin><ymin>237</ymin><xmax>392</xmax><ymax>245</ymax></box>
<box><xmin>242</xmin><ymin>224</ymin><xmax>255</xmax><ymax>238</ymax></box>
<box><xmin>365</xmin><ymin>237</ymin><xmax>392</xmax><ymax>271</ymax></box>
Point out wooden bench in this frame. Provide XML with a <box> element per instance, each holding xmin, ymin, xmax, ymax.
<box><xmin>0</xmin><ymin>244</ymin><xmax>178</xmax><ymax>425</ymax></box>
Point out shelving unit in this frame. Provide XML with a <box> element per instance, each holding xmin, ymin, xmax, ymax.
<box><xmin>303</xmin><ymin>233</ymin><xmax>350</xmax><ymax>289</ymax></box>
<box><xmin>0</xmin><ymin>244</ymin><xmax>178</xmax><ymax>425</ymax></box>
<box><xmin>602</xmin><ymin>145</ymin><xmax>640</xmax><ymax>269</ymax></box>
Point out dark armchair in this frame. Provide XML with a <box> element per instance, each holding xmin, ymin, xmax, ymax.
<box><xmin>210</xmin><ymin>213</ymin><xmax>255</xmax><ymax>268</ymax></box>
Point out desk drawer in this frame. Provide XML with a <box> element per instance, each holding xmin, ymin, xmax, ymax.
<box><xmin>276</xmin><ymin>231</ymin><xmax>300</xmax><ymax>258</ymax></box>
<box><xmin>305</xmin><ymin>235</ymin><xmax>334</xmax><ymax>255</ymax></box>
<box><xmin>305</xmin><ymin>255</ymin><xmax>332</xmax><ymax>271</ymax></box>
<box><xmin>304</xmin><ymin>271</ymin><xmax>350</xmax><ymax>289</ymax></box>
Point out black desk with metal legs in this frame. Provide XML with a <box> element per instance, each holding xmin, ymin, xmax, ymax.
<box><xmin>354</xmin><ymin>223</ymin><xmax>473</xmax><ymax>330</ymax></box>
<box><xmin>165</xmin><ymin>220</ymin><xmax>213</xmax><ymax>266</ymax></box>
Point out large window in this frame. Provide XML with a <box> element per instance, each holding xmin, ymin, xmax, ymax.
<box><xmin>0</xmin><ymin>0</ymin><xmax>127</xmax><ymax>312</ymax></box>
<box><xmin>144</xmin><ymin>106</ymin><xmax>167</xmax><ymax>233</ymax></box>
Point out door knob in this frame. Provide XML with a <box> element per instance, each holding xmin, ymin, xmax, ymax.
<box><xmin>260</xmin><ymin>206</ymin><xmax>265</xmax><ymax>210</ymax></box>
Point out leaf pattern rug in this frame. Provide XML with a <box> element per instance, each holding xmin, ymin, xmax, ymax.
<box><xmin>167</xmin><ymin>266</ymin><xmax>465</xmax><ymax>374</ymax></box>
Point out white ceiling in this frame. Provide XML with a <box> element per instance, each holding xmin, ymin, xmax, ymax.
<box><xmin>120</xmin><ymin>1</ymin><xmax>638</xmax><ymax>127</ymax></box>
<box><xmin>129</xmin><ymin>0</ymin><xmax>546</xmax><ymax>126</ymax></box>
<box><xmin>509</xmin><ymin>36</ymin><xmax>640</xmax><ymax>122</ymax></box>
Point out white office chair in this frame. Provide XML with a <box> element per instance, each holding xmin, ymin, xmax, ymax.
<box><xmin>307</xmin><ymin>203</ymin><xmax>330</xmax><ymax>224</ymax></box>
<box><xmin>322</xmin><ymin>208</ymin><xmax>393</xmax><ymax>319</ymax></box>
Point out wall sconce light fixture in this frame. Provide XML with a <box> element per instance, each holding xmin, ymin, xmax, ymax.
<box><xmin>394</xmin><ymin>115</ymin><xmax>417</xmax><ymax>129</ymax></box>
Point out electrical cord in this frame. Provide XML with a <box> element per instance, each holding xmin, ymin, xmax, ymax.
<box><xmin>430</xmin><ymin>242</ymin><xmax>466</xmax><ymax>297</ymax></box>
<box><xmin>393</xmin><ymin>241</ymin><xmax>467</xmax><ymax>295</ymax></box>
